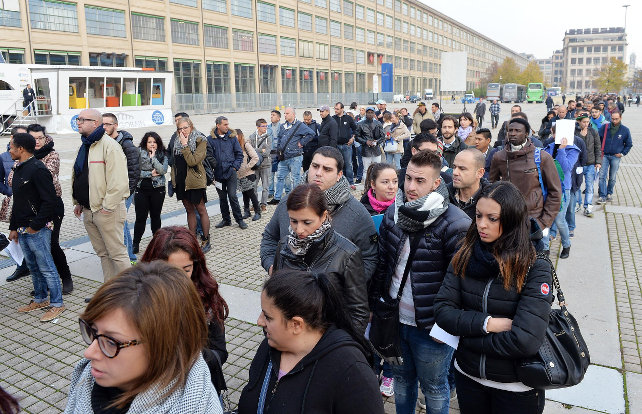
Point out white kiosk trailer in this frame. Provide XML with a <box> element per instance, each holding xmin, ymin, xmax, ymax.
<box><xmin>1</xmin><ymin>64</ymin><xmax>173</xmax><ymax>134</ymax></box>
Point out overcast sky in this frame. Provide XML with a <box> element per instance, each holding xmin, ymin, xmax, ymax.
<box><xmin>424</xmin><ymin>0</ymin><xmax>640</xmax><ymax>65</ymax></box>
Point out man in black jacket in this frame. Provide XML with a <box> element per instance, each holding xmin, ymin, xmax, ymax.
<box><xmin>333</xmin><ymin>102</ymin><xmax>357</xmax><ymax>189</ymax></box>
<box><xmin>22</xmin><ymin>84</ymin><xmax>35</xmax><ymax>114</ymax></box>
<box><xmin>103</xmin><ymin>113</ymin><xmax>140</xmax><ymax>262</ymax></box>
<box><xmin>317</xmin><ymin>105</ymin><xmax>338</xmax><ymax>148</ymax></box>
<box><xmin>301</xmin><ymin>111</ymin><xmax>319</xmax><ymax>172</ymax></box>
<box><xmin>9</xmin><ymin>133</ymin><xmax>66</xmax><ymax>322</ymax></box>
<box><xmin>441</xmin><ymin>115</ymin><xmax>468</xmax><ymax>167</ymax></box>
<box><xmin>369</xmin><ymin>150</ymin><xmax>470</xmax><ymax>413</ymax></box>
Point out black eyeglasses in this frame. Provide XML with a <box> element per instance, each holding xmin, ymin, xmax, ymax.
<box><xmin>79</xmin><ymin>319</ymin><xmax>142</xmax><ymax>358</ymax></box>
<box><xmin>76</xmin><ymin>117</ymin><xmax>97</xmax><ymax>124</ymax></box>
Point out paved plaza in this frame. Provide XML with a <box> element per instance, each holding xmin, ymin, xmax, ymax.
<box><xmin>0</xmin><ymin>102</ymin><xmax>640</xmax><ymax>413</ymax></box>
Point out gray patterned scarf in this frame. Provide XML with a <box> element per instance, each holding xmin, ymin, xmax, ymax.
<box><xmin>394</xmin><ymin>182</ymin><xmax>449</xmax><ymax>233</ymax></box>
<box><xmin>174</xmin><ymin>130</ymin><xmax>198</xmax><ymax>155</ymax></box>
<box><xmin>302</xmin><ymin>171</ymin><xmax>353</xmax><ymax>213</ymax></box>
<box><xmin>287</xmin><ymin>219</ymin><xmax>331</xmax><ymax>256</ymax></box>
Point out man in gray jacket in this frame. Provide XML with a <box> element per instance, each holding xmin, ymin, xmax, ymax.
<box><xmin>355</xmin><ymin>107</ymin><xmax>385</xmax><ymax>182</ymax></box>
<box><xmin>261</xmin><ymin>146</ymin><xmax>378</xmax><ymax>281</ymax></box>
<box><xmin>248</xmin><ymin>118</ymin><xmax>271</xmax><ymax>210</ymax></box>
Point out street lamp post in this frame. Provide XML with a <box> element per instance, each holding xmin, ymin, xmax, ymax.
<box><xmin>623</xmin><ymin>5</ymin><xmax>630</xmax><ymax>31</ymax></box>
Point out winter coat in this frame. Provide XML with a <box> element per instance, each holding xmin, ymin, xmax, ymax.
<box><xmin>368</xmin><ymin>204</ymin><xmax>471</xmax><ymax>329</ymax></box>
<box><xmin>169</xmin><ymin>133</ymin><xmax>209</xmax><ymax>191</ymax></box>
<box><xmin>317</xmin><ymin>116</ymin><xmax>339</xmax><ymax>148</ymax></box>
<box><xmin>115</xmin><ymin>130</ymin><xmax>141</xmax><ymax>196</ymax></box>
<box><xmin>413</xmin><ymin>110</ymin><xmax>432</xmax><ymax>135</ymax></box>
<box><xmin>276</xmin><ymin>120</ymin><xmax>315</xmax><ymax>160</ymax></box>
<box><xmin>474</xmin><ymin>102</ymin><xmax>487</xmax><ymax>118</ymax></box>
<box><xmin>238</xmin><ymin>141</ymin><xmax>259</xmax><ymax>179</ymax></box>
<box><xmin>355</xmin><ymin>118</ymin><xmax>385</xmax><ymax>157</ymax></box>
<box><xmin>387</xmin><ymin>122</ymin><xmax>411</xmax><ymax>154</ymax></box>
<box><xmin>489</xmin><ymin>139</ymin><xmax>562</xmax><ymax>230</ymax></box>
<box><xmin>35</xmin><ymin>136</ymin><xmax>62</xmax><ymax>197</ymax></box>
<box><xmin>434</xmin><ymin>246</ymin><xmax>553</xmax><ymax>383</ymax></box>
<box><xmin>447</xmin><ymin>178</ymin><xmax>491</xmax><ymax>220</ymax></box>
<box><xmin>598</xmin><ymin>123</ymin><xmax>633</xmax><ymax>156</ymax></box>
<box><xmin>207</xmin><ymin>130</ymin><xmax>243</xmax><ymax>181</ymax></box>
<box><xmin>274</xmin><ymin>229</ymin><xmax>369</xmax><ymax>332</ymax></box>
<box><xmin>359</xmin><ymin>192</ymin><xmax>378</xmax><ymax>216</ymax></box>
<box><xmin>578</xmin><ymin>127</ymin><xmax>602</xmax><ymax>166</ymax></box>
<box><xmin>442</xmin><ymin>137</ymin><xmax>468</xmax><ymax>168</ymax></box>
<box><xmin>238</xmin><ymin>326</ymin><xmax>384</xmax><ymax>414</ymax></box>
<box><xmin>569</xmin><ymin>137</ymin><xmax>587</xmax><ymax>193</ymax></box>
<box><xmin>261</xmin><ymin>194</ymin><xmax>378</xmax><ymax>281</ymax></box>
<box><xmin>302</xmin><ymin>120</ymin><xmax>319</xmax><ymax>155</ymax></box>
<box><xmin>248</xmin><ymin>130</ymin><xmax>272</xmax><ymax>170</ymax></box>
<box><xmin>138</xmin><ymin>148</ymin><xmax>168</xmax><ymax>189</ymax></box>
<box><xmin>333</xmin><ymin>114</ymin><xmax>357</xmax><ymax>145</ymax></box>
<box><xmin>544</xmin><ymin>142</ymin><xmax>580</xmax><ymax>192</ymax></box>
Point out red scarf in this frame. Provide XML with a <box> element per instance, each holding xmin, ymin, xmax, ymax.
<box><xmin>367</xmin><ymin>188</ymin><xmax>395</xmax><ymax>213</ymax></box>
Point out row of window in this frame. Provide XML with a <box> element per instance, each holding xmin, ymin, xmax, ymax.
<box><xmin>570</xmin><ymin>45</ymin><xmax>624</xmax><ymax>54</ymax></box>
<box><xmin>569</xmin><ymin>56</ymin><xmax>623</xmax><ymax>65</ymax></box>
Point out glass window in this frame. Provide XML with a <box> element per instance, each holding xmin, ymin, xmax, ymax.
<box><xmin>345</xmin><ymin>72</ymin><xmax>354</xmax><ymax>93</ymax></box>
<box><xmin>300</xmin><ymin>69</ymin><xmax>314</xmax><ymax>93</ymax></box>
<box><xmin>402</xmin><ymin>2</ymin><xmax>407</xmax><ymax>15</ymax></box>
<box><xmin>331</xmin><ymin>46</ymin><xmax>341</xmax><ymax>62</ymax></box>
<box><xmin>395</xmin><ymin>0</ymin><xmax>400</xmax><ymax>12</ymax></box>
<box><xmin>344</xmin><ymin>24</ymin><xmax>353</xmax><ymax>40</ymax></box>
<box><xmin>85</xmin><ymin>5</ymin><xmax>126</xmax><ymax>37</ymax></box>
<box><xmin>332</xmin><ymin>72</ymin><xmax>342</xmax><ymax>93</ymax></box>
<box><xmin>330</xmin><ymin>0</ymin><xmax>341</xmax><ymax>12</ymax></box>
<box><xmin>395</xmin><ymin>18</ymin><xmax>400</xmax><ymax>31</ymax></box>
<box><xmin>259</xmin><ymin>64</ymin><xmax>277</xmax><ymax>93</ymax></box>
<box><xmin>385</xmin><ymin>0</ymin><xmax>392</xmax><ymax>7</ymax></box>
<box><xmin>402</xmin><ymin>21</ymin><xmax>407</xmax><ymax>33</ymax></box>
<box><xmin>343</xmin><ymin>0</ymin><xmax>353</xmax><ymax>16</ymax></box>
<box><xmin>376</xmin><ymin>12</ymin><xmax>383</xmax><ymax>26</ymax></box>
<box><xmin>356</xmin><ymin>50</ymin><xmax>365</xmax><ymax>64</ymax></box>
<box><xmin>315</xmin><ymin>0</ymin><xmax>326</xmax><ymax>8</ymax></box>
<box><xmin>355</xmin><ymin>4</ymin><xmax>363</xmax><ymax>19</ymax></box>
<box><xmin>279</xmin><ymin>7</ymin><xmax>294</xmax><ymax>27</ymax></box>
<box><xmin>386</xmin><ymin>35</ymin><xmax>392</xmax><ymax>48</ymax></box>
<box><xmin>299</xmin><ymin>40</ymin><xmax>313</xmax><ymax>57</ymax></box>
<box><xmin>231</xmin><ymin>0</ymin><xmax>252</xmax><ymax>18</ymax></box>
<box><xmin>132</xmin><ymin>13</ymin><xmax>165</xmax><ymax>42</ymax></box>
<box><xmin>355</xmin><ymin>27</ymin><xmax>364</xmax><ymax>42</ymax></box>
<box><xmin>170</xmin><ymin>0</ymin><xmax>197</xmax><ymax>6</ymax></box>
<box><xmin>282</xmin><ymin>67</ymin><xmax>297</xmax><ymax>93</ymax></box>
<box><xmin>330</xmin><ymin>20</ymin><xmax>340</xmax><ymax>37</ymax></box>
<box><xmin>207</xmin><ymin>62</ymin><xmax>230</xmax><ymax>94</ymax></box>
<box><xmin>233</xmin><ymin>29</ymin><xmax>254</xmax><ymax>51</ymax></box>
<box><xmin>317</xmin><ymin>43</ymin><xmax>328</xmax><ymax>60</ymax></box>
<box><xmin>33</xmin><ymin>50</ymin><xmax>80</xmax><ymax>65</ymax></box>
<box><xmin>234</xmin><ymin>64</ymin><xmax>255</xmax><ymax>93</ymax></box>
<box><xmin>204</xmin><ymin>25</ymin><xmax>228</xmax><ymax>48</ymax></box>
<box><xmin>173</xmin><ymin>60</ymin><xmax>201</xmax><ymax>94</ymax></box>
<box><xmin>356</xmin><ymin>72</ymin><xmax>365</xmax><ymax>92</ymax></box>
<box><xmin>315</xmin><ymin>16</ymin><xmax>327</xmax><ymax>34</ymax></box>
<box><xmin>202</xmin><ymin>0</ymin><xmax>226</xmax><ymax>13</ymax></box>
<box><xmin>89</xmin><ymin>52</ymin><xmax>126</xmax><ymax>67</ymax></box>
<box><xmin>317</xmin><ymin>70</ymin><xmax>329</xmax><ymax>93</ymax></box>
<box><xmin>385</xmin><ymin>15</ymin><xmax>392</xmax><ymax>29</ymax></box>
<box><xmin>410</xmin><ymin>6</ymin><xmax>415</xmax><ymax>18</ymax></box>
<box><xmin>258</xmin><ymin>34</ymin><xmax>276</xmax><ymax>54</ymax></box>
<box><xmin>29</xmin><ymin>0</ymin><xmax>78</xmax><ymax>32</ymax></box>
<box><xmin>257</xmin><ymin>2</ymin><xmax>275</xmax><ymax>23</ymax></box>
<box><xmin>377</xmin><ymin>33</ymin><xmax>384</xmax><ymax>46</ymax></box>
<box><xmin>171</xmin><ymin>19</ymin><xmax>199</xmax><ymax>45</ymax></box>
<box><xmin>280</xmin><ymin>37</ymin><xmax>296</xmax><ymax>56</ymax></box>
<box><xmin>0</xmin><ymin>2</ymin><xmax>21</xmax><ymax>28</ymax></box>
<box><xmin>367</xmin><ymin>30</ymin><xmax>375</xmax><ymax>45</ymax></box>
<box><xmin>135</xmin><ymin>56</ymin><xmax>168</xmax><ymax>71</ymax></box>
<box><xmin>298</xmin><ymin>13</ymin><xmax>311</xmax><ymax>31</ymax></box>
<box><xmin>366</xmin><ymin>8</ymin><xmax>374</xmax><ymax>23</ymax></box>
<box><xmin>344</xmin><ymin>48</ymin><xmax>354</xmax><ymax>63</ymax></box>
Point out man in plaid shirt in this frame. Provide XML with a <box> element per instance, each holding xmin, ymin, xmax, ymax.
<box><xmin>489</xmin><ymin>99</ymin><xmax>501</xmax><ymax>129</ymax></box>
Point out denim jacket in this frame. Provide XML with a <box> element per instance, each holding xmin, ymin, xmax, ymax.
<box><xmin>138</xmin><ymin>147</ymin><xmax>168</xmax><ymax>189</ymax></box>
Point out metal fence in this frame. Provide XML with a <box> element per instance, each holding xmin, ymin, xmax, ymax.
<box><xmin>173</xmin><ymin>92</ymin><xmax>395</xmax><ymax>114</ymax></box>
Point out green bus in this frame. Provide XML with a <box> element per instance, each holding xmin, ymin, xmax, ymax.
<box><xmin>527</xmin><ymin>83</ymin><xmax>545</xmax><ymax>103</ymax></box>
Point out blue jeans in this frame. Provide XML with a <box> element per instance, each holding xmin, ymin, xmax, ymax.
<box><xmin>195</xmin><ymin>209</ymin><xmax>203</xmax><ymax>235</ymax></box>
<box><xmin>599</xmin><ymin>155</ymin><xmax>621</xmax><ymax>198</ymax></box>
<box><xmin>386</xmin><ymin>152</ymin><xmax>402</xmax><ymax>169</ymax></box>
<box><xmin>582</xmin><ymin>164</ymin><xmax>597</xmax><ymax>207</ymax></box>
<box><xmin>548</xmin><ymin>189</ymin><xmax>571</xmax><ymax>249</ymax></box>
<box><xmin>270</xmin><ymin>158</ymin><xmax>291</xmax><ymax>198</ymax></box>
<box><xmin>338</xmin><ymin>144</ymin><xmax>354</xmax><ymax>185</ymax></box>
<box><xmin>19</xmin><ymin>228</ymin><xmax>63</xmax><ymax>307</ymax></box>
<box><xmin>565</xmin><ymin>189</ymin><xmax>578</xmax><ymax>232</ymax></box>
<box><xmin>123</xmin><ymin>194</ymin><xmax>136</xmax><ymax>261</ymax></box>
<box><xmin>354</xmin><ymin>144</ymin><xmax>364</xmax><ymax>180</ymax></box>
<box><xmin>392</xmin><ymin>323</ymin><xmax>454</xmax><ymax>414</ymax></box>
<box><xmin>275</xmin><ymin>156</ymin><xmax>302</xmax><ymax>200</ymax></box>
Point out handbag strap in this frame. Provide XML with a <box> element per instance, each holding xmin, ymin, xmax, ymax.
<box><xmin>279</xmin><ymin>122</ymin><xmax>302</xmax><ymax>152</ymax></box>
<box><xmin>535</xmin><ymin>252</ymin><xmax>565</xmax><ymax>306</ymax></box>
<box><xmin>257</xmin><ymin>359</ymin><xmax>273</xmax><ymax>414</ymax></box>
<box><xmin>396</xmin><ymin>233</ymin><xmax>423</xmax><ymax>301</ymax></box>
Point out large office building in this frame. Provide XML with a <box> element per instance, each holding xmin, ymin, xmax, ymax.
<box><xmin>2</xmin><ymin>0</ymin><xmax>528</xmax><ymax>109</ymax></box>
<box><xmin>561</xmin><ymin>27</ymin><xmax>627</xmax><ymax>95</ymax></box>
<box><xmin>536</xmin><ymin>57</ymin><xmax>553</xmax><ymax>86</ymax></box>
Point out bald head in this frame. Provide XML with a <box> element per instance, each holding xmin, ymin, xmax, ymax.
<box><xmin>460</xmin><ymin>148</ymin><xmax>486</xmax><ymax>170</ymax></box>
<box><xmin>284</xmin><ymin>107</ymin><xmax>296</xmax><ymax>123</ymax></box>
<box><xmin>77</xmin><ymin>109</ymin><xmax>103</xmax><ymax>136</ymax></box>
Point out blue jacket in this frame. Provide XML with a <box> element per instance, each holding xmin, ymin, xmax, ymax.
<box><xmin>276</xmin><ymin>120</ymin><xmax>315</xmax><ymax>160</ymax></box>
<box><xmin>544</xmin><ymin>142</ymin><xmax>580</xmax><ymax>191</ymax></box>
<box><xmin>268</xmin><ymin>121</ymin><xmax>280</xmax><ymax>150</ymax></box>
<box><xmin>598</xmin><ymin>123</ymin><xmax>633</xmax><ymax>157</ymax></box>
<box><xmin>0</xmin><ymin>147</ymin><xmax>13</xmax><ymax>196</ymax></box>
<box><xmin>207</xmin><ymin>130</ymin><xmax>243</xmax><ymax>181</ymax></box>
<box><xmin>590</xmin><ymin>115</ymin><xmax>606</xmax><ymax>131</ymax></box>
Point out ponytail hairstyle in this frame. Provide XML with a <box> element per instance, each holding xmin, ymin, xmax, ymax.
<box><xmin>263</xmin><ymin>269</ymin><xmax>371</xmax><ymax>360</ymax></box>
<box><xmin>363</xmin><ymin>162</ymin><xmax>397</xmax><ymax>196</ymax></box>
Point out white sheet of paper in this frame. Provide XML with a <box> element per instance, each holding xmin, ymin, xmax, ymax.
<box><xmin>430</xmin><ymin>322</ymin><xmax>459</xmax><ymax>350</ymax></box>
<box><xmin>214</xmin><ymin>181</ymin><xmax>223</xmax><ymax>191</ymax></box>
<box><xmin>3</xmin><ymin>239</ymin><xmax>24</xmax><ymax>265</ymax></box>
<box><xmin>555</xmin><ymin>119</ymin><xmax>575</xmax><ymax>146</ymax></box>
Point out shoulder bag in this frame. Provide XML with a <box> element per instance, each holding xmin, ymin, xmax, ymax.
<box><xmin>277</xmin><ymin>123</ymin><xmax>302</xmax><ymax>161</ymax></box>
<box><xmin>251</xmin><ymin>136</ymin><xmax>267</xmax><ymax>171</ymax></box>
<box><xmin>517</xmin><ymin>253</ymin><xmax>590</xmax><ymax>389</ymax></box>
<box><xmin>369</xmin><ymin>233</ymin><xmax>422</xmax><ymax>365</ymax></box>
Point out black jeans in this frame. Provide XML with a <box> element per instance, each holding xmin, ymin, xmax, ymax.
<box><xmin>476</xmin><ymin>115</ymin><xmax>484</xmax><ymax>128</ymax></box>
<box><xmin>134</xmin><ymin>186</ymin><xmax>166</xmax><ymax>244</ymax></box>
<box><xmin>455</xmin><ymin>369</ymin><xmax>545</xmax><ymax>414</ymax></box>
<box><xmin>242</xmin><ymin>189</ymin><xmax>260</xmax><ymax>212</ymax></box>
<box><xmin>491</xmin><ymin>114</ymin><xmax>499</xmax><ymax>128</ymax></box>
<box><xmin>216</xmin><ymin>173</ymin><xmax>242</xmax><ymax>223</ymax></box>
<box><xmin>51</xmin><ymin>214</ymin><xmax>71</xmax><ymax>280</ymax></box>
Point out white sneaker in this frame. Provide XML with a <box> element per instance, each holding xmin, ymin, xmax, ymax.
<box><xmin>585</xmin><ymin>204</ymin><xmax>594</xmax><ymax>217</ymax></box>
<box><xmin>575</xmin><ymin>204</ymin><xmax>581</xmax><ymax>213</ymax></box>
<box><xmin>379</xmin><ymin>376</ymin><xmax>394</xmax><ymax>397</ymax></box>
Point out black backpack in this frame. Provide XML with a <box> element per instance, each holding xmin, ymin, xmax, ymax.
<box><xmin>203</xmin><ymin>138</ymin><xmax>217</xmax><ymax>186</ymax></box>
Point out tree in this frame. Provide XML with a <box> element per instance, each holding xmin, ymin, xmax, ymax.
<box><xmin>518</xmin><ymin>61</ymin><xmax>544</xmax><ymax>85</ymax></box>
<box><xmin>594</xmin><ymin>58</ymin><xmax>628</xmax><ymax>93</ymax></box>
<box><xmin>631</xmin><ymin>69</ymin><xmax>642</xmax><ymax>94</ymax></box>
<box><xmin>493</xmin><ymin>57</ymin><xmax>521</xmax><ymax>84</ymax></box>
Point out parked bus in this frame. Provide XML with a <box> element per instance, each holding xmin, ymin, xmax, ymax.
<box><xmin>527</xmin><ymin>83</ymin><xmax>545</xmax><ymax>103</ymax></box>
<box><xmin>502</xmin><ymin>83</ymin><xmax>525</xmax><ymax>103</ymax></box>
<box><xmin>547</xmin><ymin>87</ymin><xmax>563</xmax><ymax>106</ymax></box>
<box><xmin>486</xmin><ymin>83</ymin><xmax>503</xmax><ymax>102</ymax></box>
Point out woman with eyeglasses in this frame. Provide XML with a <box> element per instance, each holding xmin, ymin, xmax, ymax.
<box><xmin>65</xmin><ymin>261</ymin><xmax>223</xmax><ymax>414</ymax></box>
<box><xmin>238</xmin><ymin>269</ymin><xmax>384</xmax><ymax>414</ymax></box>
<box><xmin>168</xmin><ymin>117</ymin><xmax>211</xmax><ymax>252</ymax></box>
<box><xmin>141</xmin><ymin>226</ymin><xmax>229</xmax><ymax>396</ymax></box>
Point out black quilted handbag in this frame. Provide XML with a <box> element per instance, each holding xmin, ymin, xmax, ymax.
<box><xmin>517</xmin><ymin>253</ymin><xmax>590</xmax><ymax>389</ymax></box>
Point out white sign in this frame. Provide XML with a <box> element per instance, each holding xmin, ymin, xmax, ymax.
<box><xmin>440</xmin><ymin>52</ymin><xmax>467</xmax><ymax>92</ymax></box>
<box><xmin>555</xmin><ymin>119</ymin><xmax>575</xmax><ymax>146</ymax></box>
<box><xmin>372</xmin><ymin>74</ymin><xmax>379</xmax><ymax>94</ymax></box>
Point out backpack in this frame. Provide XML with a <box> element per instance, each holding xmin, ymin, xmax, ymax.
<box><xmin>534</xmin><ymin>147</ymin><xmax>565</xmax><ymax>209</ymax></box>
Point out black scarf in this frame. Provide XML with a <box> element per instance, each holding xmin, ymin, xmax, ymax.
<box><xmin>74</xmin><ymin>125</ymin><xmax>105</xmax><ymax>176</ymax></box>
<box><xmin>466</xmin><ymin>240</ymin><xmax>500</xmax><ymax>280</ymax></box>
<box><xmin>34</xmin><ymin>140</ymin><xmax>54</xmax><ymax>160</ymax></box>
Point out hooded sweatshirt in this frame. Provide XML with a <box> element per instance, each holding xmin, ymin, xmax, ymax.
<box><xmin>238</xmin><ymin>326</ymin><xmax>384</xmax><ymax>414</ymax></box>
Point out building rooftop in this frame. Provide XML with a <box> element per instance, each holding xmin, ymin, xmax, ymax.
<box><xmin>566</xmin><ymin>27</ymin><xmax>625</xmax><ymax>35</ymax></box>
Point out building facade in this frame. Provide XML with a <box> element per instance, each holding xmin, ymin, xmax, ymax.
<box><xmin>552</xmin><ymin>49</ymin><xmax>563</xmax><ymax>87</ymax></box>
<box><xmin>561</xmin><ymin>27</ymin><xmax>626</xmax><ymax>95</ymax></box>
<box><xmin>1</xmin><ymin>0</ymin><xmax>528</xmax><ymax>110</ymax></box>
<box><xmin>536</xmin><ymin>57</ymin><xmax>552</xmax><ymax>86</ymax></box>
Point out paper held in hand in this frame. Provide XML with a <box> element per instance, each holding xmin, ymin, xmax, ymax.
<box><xmin>430</xmin><ymin>323</ymin><xmax>459</xmax><ymax>350</ymax></box>
<box><xmin>554</xmin><ymin>119</ymin><xmax>575</xmax><ymax>146</ymax></box>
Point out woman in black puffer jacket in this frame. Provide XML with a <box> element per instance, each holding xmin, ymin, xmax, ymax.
<box><xmin>434</xmin><ymin>181</ymin><xmax>553</xmax><ymax>414</ymax></box>
<box><xmin>272</xmin><ymin>183</ymin><xmax>369</xmax><ymax>334</ymax></box>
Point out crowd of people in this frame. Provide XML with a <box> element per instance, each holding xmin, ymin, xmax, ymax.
<box><xmin>0</xmin><ymin>93</ymin><xmax>634</xmax><ymax>414</ymax></box>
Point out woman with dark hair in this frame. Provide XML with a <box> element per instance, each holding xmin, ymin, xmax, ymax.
<box><xmin>434</xmin><ymin>181</ymin><xmax>553</xmax><ymax>414</ymax></box>
<box><xmin>457</xmin><ymin>112</ymin><xmax>475</xmax><ymax>145</ymax></box>
<box><xmin>538</xmin><ymin>110</ymin><xmax>556</xmax><ymax>138</ymax></box>
<box><xmin>360</xmin><ymin>162</ymin><xmax>398</xmax><ymax>216</ymax></box>
<box><xmin>235</xmin><ymin>129</ymin><xmax>261</xmax><ymax>222</ymax></box>
<box><xmin>272</xmin><ymin>183</ymin><xmax>369</xmax><ymax>333</ymax></box>
<box><xmin>238</xmin><ymin>269</ymin><xmax>384</xmax><ymax>414</ymax></box>
<box><xmin>168</xmin><ymin>117</ymin><xmax>210</xmax><ymax>252</ymax></box>
<box><xmin>0</xmin><ymin>386</ymin><xmax>19</xmax><ymax>414</ymax></box>
<box><xmin>65</xmin><ymin>262</ymin><xmax>222</xmax><ymax>413</ymax></box>
<box><xmin>133</xmin><ymin>132</ymin><xmax>168</xmax><ymax>254</ymax></box>
<box><xmin>141</xmin><ymin>226</ymin><xmax>229</xmax><ymax>395</ymax></box>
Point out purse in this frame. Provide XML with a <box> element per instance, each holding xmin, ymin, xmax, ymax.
<box><xmin>251</xmin><ymin>135</ymin><xmax>268</xmax><ymax>171</ymax></box>
<box><xmin>277</xmin><ymin>123</ymin><xmax>302</xmax><ymax>161</ymax></box>
<box><xmin>384</xmin><ymin>137</ymin><xmax>398</xmax><ymax>153</ymax></box>
<box><xmin>369</xmin><ymin>234</ymin><xmax>421</xmax><ymax>364</ymax></box>
<box><xmin>516</xmin><ymin>253</ymin><xmax>590</xmax><ymax>389</ymax></box>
